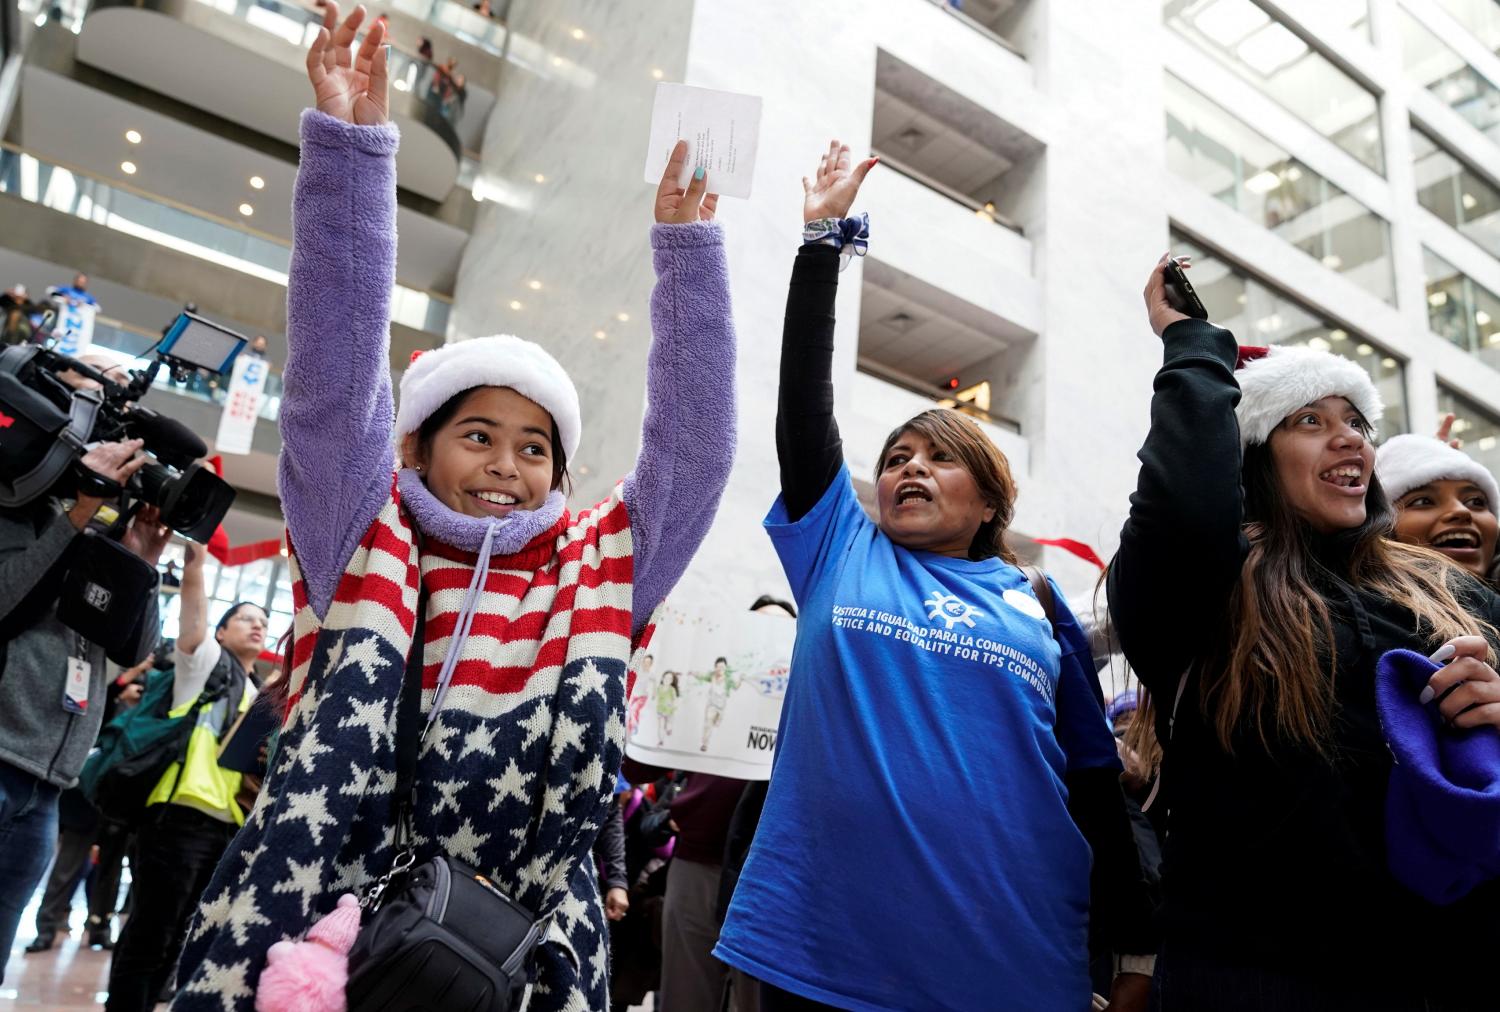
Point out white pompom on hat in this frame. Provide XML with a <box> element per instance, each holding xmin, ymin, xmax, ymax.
<box><xmin>1375</xmin><ymin>434</ymin><xmax>1500</xmax><ymax>511</ymax></box>
<box><xmin>394</xmin><ymin>335</ymin><xmax>581</xmax><ymax>460</ymax></box>
<box><xmin>1234</xmin><ymin>344</ymin><xmax>1383</xmax><ymax>448</ymax></box>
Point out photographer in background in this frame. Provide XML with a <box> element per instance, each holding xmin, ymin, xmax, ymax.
<box><xmin>0</xmin><ymin>437</ymin><xmax>167</xmax><ymax>981</ymax></box>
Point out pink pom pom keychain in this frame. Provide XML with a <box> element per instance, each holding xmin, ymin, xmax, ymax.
<box><xmin>255</xmin><ymin>893</ymin><xmax>362</xmax><ymax>1012</ymax></box>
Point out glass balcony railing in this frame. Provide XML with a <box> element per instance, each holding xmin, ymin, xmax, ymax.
<box><xmin>384</xmin><ymin>0</ymin><xmax>512</xmax><ymax>60</ymax></box>
<box><xmin>915</xmin><ymin>0</ymin><xmax>1025</xmax><ymax>58</ymax></box>
<box><xmin>871</xmin><ymin>149</ymin><xmax>1025</xmax><ymax>235</ymax></box>
<box><xmin>1400</xmin><ymin>9</ymin><xmax>1500</xmax><ymax>147</ymax></box>
<box><xmin>0</xmin><ymin>145</ymin><xmax>452</xmax><ymax>336</ymax></box>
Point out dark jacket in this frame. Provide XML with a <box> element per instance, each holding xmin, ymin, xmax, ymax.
<box><xmin>1108</xmin><ymin>318</ymin><xmax>1500</xmax><ymax>1002</ymax></box>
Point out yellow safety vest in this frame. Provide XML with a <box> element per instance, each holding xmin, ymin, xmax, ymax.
<box><xmin>145</xmin><ymin>685</ymin><xmax>253</xmax><ymax>826</ymax></box>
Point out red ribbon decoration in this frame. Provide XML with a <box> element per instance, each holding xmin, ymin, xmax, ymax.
<box><xmin>1031</xmin><ymin>537</ymin><xmax>1106</xmax><ymax>570</ymax></box>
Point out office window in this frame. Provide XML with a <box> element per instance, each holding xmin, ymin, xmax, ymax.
<box><xmin>1165</xmin><ymin>0</ymin><xmax>1384</xmax><ymax>173</ymax></box>
<box><xmin>1166</xmin><ymin>76</ymin><xmax>1396</xmax><ymax>303</ymax></box>
<box><xmin>1423</xmin><ymin>248</ymin><xmax>1500</xmax><ymax>369</ymax></box>
<box><xmin>1411</xmin><ymin>126</ymin><xmax>1500</xmax><ymax>260</ymax></box>
<box><xmin>1400</xmin><ymin>10</ymin><xmax>1500</xmax><ymax>146</ymax></box>
<box><xmin>1170</xmin><ymin>229</ymin><xmax>1409</xmax><ymax>435</ymax></box>
<box><xmin>1434</xmin><ymin>0</ymin><xmax>1500</xmax><ymax>55</ymax></box>
<box><xmin>1438</xmin><ymin>387</ymin><xmax>1500</xmax><ymax>478</ymax></box>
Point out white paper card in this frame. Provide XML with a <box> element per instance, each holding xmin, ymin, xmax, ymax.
<box><xmin>643</xmin><ymin>82</ymin><xmax>763</xmax><ymax>200</ymax></box>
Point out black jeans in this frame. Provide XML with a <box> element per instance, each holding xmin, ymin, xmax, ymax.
<box><xmin>1151</xmin><ymin>948</ymin><xmax>1489</xmax><ymax>1012</ymax></box>
<box><xmin>34</xmin><ymin>817</ymin><xmax>131</xmax><ymax>937</ymax></box>
<box><xmin>105</xmin><ymin>805</ymin><xmax>235</xmax><ymax>1012</ymax></box>
<box><xmin>758</xmin><ymin>980</ymin><xmax>843</xmax><ymax>1012</ymax></box>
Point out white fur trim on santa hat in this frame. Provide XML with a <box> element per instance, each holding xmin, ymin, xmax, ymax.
<box><xmin>1235</xmin><ymin>345</ymin><xmax>1383</xmax><ymax>448</ymax></box>
<box><xmin>394</xmin><ymin>334</ymin><xmax>581</xmax><ymax>459</ymax></box>
<box><xmin>1375</xmin><ymin>434</ymin><xmax>1500</xmax><ymax>511</ymax></box>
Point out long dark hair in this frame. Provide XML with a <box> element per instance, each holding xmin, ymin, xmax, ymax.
<box><xmin>874</xmin><ymin>409</ymin><xmax>1018</xmax><ymax>563</ymax></box>
<box><xmin>1133</xmin><ymin>440</ymin><xmax>1492</xmax><ymax>758</ymax></box>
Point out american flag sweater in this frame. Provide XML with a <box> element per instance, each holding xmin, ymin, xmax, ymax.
<box><xmin>172</xmin><ymin>109</ymin><xmax>736</xmax><ymax>1012</ymax></box>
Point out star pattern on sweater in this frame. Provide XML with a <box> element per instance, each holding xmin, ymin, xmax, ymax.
<box><xmin>422</xmin><ymin>715</ymin><xmax>460</xmax><ymax>761</ymax></box>
<box><xmin>549</xmin><ymin>714</ymin><xmax>586</xmax><ymax>760</ymax></box>
<box><xmin>458</xmin><ymin>721</ymin><xmax>500</xmax><ymax>761</ymax></box>
<box><xmin>271</xmin><ymin>856</ymin><xmax>324</xmax><ymax>917</ymax></box>
<box><xmin>196</xmin><ymin>887</ymin><xmax>234</xmax><ymax>934</ymax></box>
<box><xmin>283</xmin><ymin>787</ymin><xmax>338</xmax><ymax>846</ymax></box>
<box><xmin>331</xmin><ymin>852</ymin><xmax>370</xmax><ymax>895</ymax></box>
<box><xmin>556</xmin><ymin>890</ymin><xmax>589</xmax><ymax>933</ymax></box>
<box><xmin>224</xmin><ymin>886</ymin><xmax>272</xmax><ymax>947</ymax></box>
<box><xmin>570</xmin><ymin>659</ymin><xmax>608</xmax><ymax>705</ymax></box>
<box><xmin>486</xmin><ymin>759</ymin><xmax>533</xmax><ymax>808</ymax></box>
<box><xmin>184</xmin><ymin>958</ymin><xmax>252</xmax><ymax>1012</ymax></box>
<box><xmin>589</xmin><ymin>935</ymin><xmax>608</xmax><ymax>988</ymax></box>
<box><xmin>432</xmin><ymin>777</ymin><xmax>466</xmax><ymax>816</ymax></box>
<box><xmin>441</xmin><ymin>819</ymin><xmax>492</xmax><ymax>865</ymax></box>
<box><xmin>295</xmin><ymin>722</ymin><xmax>333</xmax><ymax>776</ymax></box>
<box><xmin>339</xmin><ymin>633</ymin><xmax>390</xmax><ymax>685</ymax></box>
<box><xmin>517</xmin><ymin>700</ymin><xmax>552</xmax><ymax>748</ymax></box>
<box><xmin>571</xmin><ymin>758</ymin><xmax>604</xmax><ymax>799</ymax></box>
<box><xmin>340</xmin><ymin>696</ymin><xmax>390</xmax><ymax>751</ymax></box>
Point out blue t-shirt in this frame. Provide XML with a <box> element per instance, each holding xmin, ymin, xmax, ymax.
<box><xmin>715</xmin><ymin>468</ymin><xmax>1120</xmax><ymax>1012</ymax></box>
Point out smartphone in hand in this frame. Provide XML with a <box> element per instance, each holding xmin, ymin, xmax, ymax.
<box><xmin>1163</xmin><ymin>257</ymin><xmax>1209</xmax><ymax>320</ymax></box>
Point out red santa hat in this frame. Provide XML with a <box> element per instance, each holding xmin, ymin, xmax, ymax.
<box><xmin>1233</xmin><ymin>344</ymin><xmax>1383</xmax><ymax>448</ymax></box>
<box><xmin>393</xmin><ymin>335</ymin><xmax>581</xmax><ymax>459</ymax></box>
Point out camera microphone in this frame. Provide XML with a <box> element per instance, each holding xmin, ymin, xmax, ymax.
<box><xmin>127</xmin><ymin>407</ymin><xmax>208</xmax><ymax>467</ymax></box>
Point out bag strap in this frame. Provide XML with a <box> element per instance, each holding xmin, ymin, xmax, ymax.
<box><xmin>393</xmin><ymin>588</ymin><xmax>429</xmax><ymax>852</ymax></box>
<box><xmin>1022</xmin><ymin>565</ymin><xmax>1059</xmax><ymax>631</ymax></box>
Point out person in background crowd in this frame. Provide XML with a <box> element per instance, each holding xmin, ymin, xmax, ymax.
<box><xmin>1377</xmin><ymin>433</ymin><xmax>1500</xmax><ymax>587</ymax></box>
<box><xmin>0</xmin><ymin>443</ymin><xmax>165</xmax><ymax>984</ymax></box>
<box><xmin>1109</xmin><ymin>255</ymin><xmax>1500</xmax><ymax>1009</ymax></box>
<box><xmin>1</xmin><ymin>283</ymin><xmax>45</xmax><ymax>344</ymax></box>
<box><xmin>25</xmin><ymin>645</ymin><xmax>170</xmax><ymax>954</ymax></box>
<box><xmin>105</xmin><ymin>542</ymin><xmax>264</xmax><ymax>1012</ymax></box>
<box><xmin>417</xmin><ymin>35</ymin><xmax>432</xmax><ymax>60</ymax></box>
<box><xmin>594</xmin><ymin>785</ymin><xmax>630</xmax><ymax>925</ymax></box>
<box><xmin>171</xmin><ymin>8</ymin><xmax>735</xmax><ymax>1009</ymax></box>
<box><xmin>52</xmin><ymin>273</ymin><xmax>98</xmax><ymax>308</ymax></box>
<box><xmin>715</xmin><ymin>141</ymin><xmax>1156</xmax><ymax>1012</ymax></box>
<box><xmin>472</xmin><ymin>0</ymin><xmax>491</xmax><ymax>15</ymax></box>
<box><xmin>246</xmin><ymin>335</ymin><xmax>270</xmax><ymax>359</ymax></box>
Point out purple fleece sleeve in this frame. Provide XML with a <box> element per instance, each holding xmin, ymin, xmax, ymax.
<box><xmin>278</xmin><ymin>110</ymin><xmax>400</xmax><ymax>619</ymax></box>
<box><xmin>622</xmin><ymin>221</ymin><xmax>737</xmax><ymax>634</ymax></box>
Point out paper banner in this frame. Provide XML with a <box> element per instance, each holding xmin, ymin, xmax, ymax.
<box><xmin>214</xmin><ymin>354</ymin><xmax>269</xmax><ymax>455</ymax></box>
<box><xmin>625</xmin><ymin>601</ymin><xmax>797</xmax><ymax>781</ymax></box>
<box><xmin>52</xmin><ymin>298</ymin><xmax>95</xmax><ymax>357</ymax></box>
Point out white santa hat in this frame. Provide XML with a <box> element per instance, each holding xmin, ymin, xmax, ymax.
<box><xmin>394</xmin><ymin>335</ymin><xmax>581</xmax><ymax>460</ymax></box>
<box><xmin>1375</xmin><ymin>434</ymin><xmax>1500</xmax><ymax>511</ymax></box>
<box><xmin>1234</xmin><ymin>344</ymin><xmax>1383</xmax><ymax>448</ymax></box>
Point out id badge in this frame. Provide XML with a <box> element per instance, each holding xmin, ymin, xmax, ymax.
<box><xmin>63</xmin><ymin>657</ymin><xmax>92</xmax><ymax>714</ymax></box>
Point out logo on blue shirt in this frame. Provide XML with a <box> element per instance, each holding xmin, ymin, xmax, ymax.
<box><xmin>924</xmin><ymin>590</ymin><xmax>983</xmax><ymax>630</ymax></box>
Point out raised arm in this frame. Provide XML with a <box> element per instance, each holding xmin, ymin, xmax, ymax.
<box><xmin>1107</xmin><ymin>257</ymin><xmax>1249</xmax><ymax>693</ymax></box>
<box><xmin>622</xmin><ymin>142</ymin><xmax>737</xmax><ymax>634</ymax></box>
<box><xmin>778</xmin><ymin>141</ymin><xmax>877</xmax><ymax>521</ymax></box>
<box><xmin>278</xmin><ymin>1</ymin><xmax>399</xmax><ymax>619</ymax></box>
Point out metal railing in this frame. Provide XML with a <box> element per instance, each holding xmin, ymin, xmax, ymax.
<box><xmin>0</xmin><ymin>144</ymin><xmax>452</xmax><ymax>336</ymax></box>
<box><xmin>872</xmin><ymin>149</ymin><xmax>1025</xmax><ymax>235</ymax></box>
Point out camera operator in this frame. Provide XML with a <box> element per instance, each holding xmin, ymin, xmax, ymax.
<box><xmin>0</xmin><ymin>434</ymin><xmax>167</xmax><ymax>982</ymax></box>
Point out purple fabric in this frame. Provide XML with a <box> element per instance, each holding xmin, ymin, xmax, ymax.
<box><xmin>396</xmin><ymin>468</ymin><xmax>565</xmax><ymax>554</ymax></box>
<box><xmin>622</xmin><ymin>221</ymin><xmax>737</xmax><ymax>631</ymax></box>
<box><xmin>278</xmin><ymin>110</ymin><xmax>400</xmax><ymax>618</ymax></box>
<box><xmin>1376</xmin><ymin>648</ymin><xmax>1500</xmax><ymax>905</ymax></box>
<box><xmin>279</xmin><ymin>111</ymin><xmax>736</xmax><ymax>630</ymax></box>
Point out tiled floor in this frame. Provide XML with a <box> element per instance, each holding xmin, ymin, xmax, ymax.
<box><xmin>1</xmin><ymin>901</ymin><xmax>116</xmax><ymax>1010</ymax></box>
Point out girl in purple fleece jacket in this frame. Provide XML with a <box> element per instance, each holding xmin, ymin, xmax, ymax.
<box><xmin>172</xmin><ymin>6</ymin><xmax>735</xmax><ymax>1010</ymax></box>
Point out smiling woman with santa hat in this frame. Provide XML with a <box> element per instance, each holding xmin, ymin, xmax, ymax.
<box><xmin>1377</xmin><ymin>433</ymin><xmax>1500</xmax><ymax>585</ymax></box>
<box><xmin>1109</xmin><ymin>255</ymin><xmax>1500</xmax><ymax>1010</ymax></box>
<box><xmin>169</xmin><ymin>5</ymin><xmax>735</xmax><ymax>1011</ymax></box>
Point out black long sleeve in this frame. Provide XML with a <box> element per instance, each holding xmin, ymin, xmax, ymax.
<box><xmin>596</xmin><ymin>801</ymin><xmax>628</xmax><ymax>891</ymax></box>
<box><xmin>1107</xmin><ymin>319</ymin><xmax>1250</xmax><ymax>695</ymax></box>
<box><xmin>1067</xmin><ymin>767</ymin><xmax>1160</xmax><ymax>959</ymax></box>
<box><xmin>776</xmin><ymin>244</ymin><xmax>845</xmax><ymax>522</ymax></box>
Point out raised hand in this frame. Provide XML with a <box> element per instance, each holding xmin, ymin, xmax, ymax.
<box><xmin>655</xmin><ymin>140</ymin><xmax>719</xmax><ymax>224</ymax></box>
<box><xmin>1436</xmin><ymin>412</ymin><xmax>1463</xmax><ymax>449</ymax></box>
<box><xmin>1144</xmin><ymin>254</ymin><xmax>1192</xmax><ymax>339</ymax></box>
<box><xmin>306</xmin><ymin>2</ymin><xmax>389</xmax><ymax>126</ymax></box>
<box><xmin>803</xmin><ymin>140</ymin><xmax>878</xmax><ymax>224</ymax></box>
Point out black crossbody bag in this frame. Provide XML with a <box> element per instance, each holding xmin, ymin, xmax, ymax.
<box><xmin>344</xmin><ymin>595</ymin><xmax>548</xmax><ymax>1012</ymax></box>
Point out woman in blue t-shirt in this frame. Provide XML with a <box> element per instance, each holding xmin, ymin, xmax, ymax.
<box><xmin>712</xmin><ymin>143</ymin><xmax>1155</xmax><ymax>1012</ymax></box>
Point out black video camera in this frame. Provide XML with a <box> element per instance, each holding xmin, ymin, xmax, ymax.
<box><xmin>0</xmin><ymin>310</ymin><xmax>243</xmax><ymax>542</ymax></box>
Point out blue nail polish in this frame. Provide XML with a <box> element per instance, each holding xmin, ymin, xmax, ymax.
<box><xmin>693</xmin><ymin>166</ymin><xmax>705</xmax><ymax>181</ymax></box>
